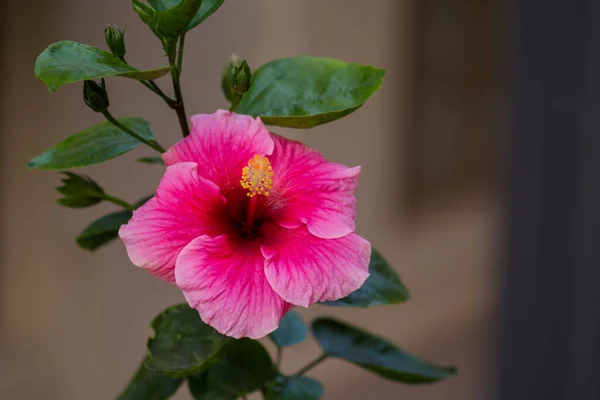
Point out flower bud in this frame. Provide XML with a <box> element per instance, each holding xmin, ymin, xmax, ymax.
<box><xmin>83</xmin><ymin>79</ymin><xmax>110</xmax><ymax>113</ymax></box>
<box><xmin>105</xmin><ymin>25</ymin><xmax>126</xmax><ymax>59</ymax></box>
<box><xmin>232</xmin><ymin>59</ymin><xmax>252</xmax><ymax>95</ymax></box>
<box><xmin>221</xmin><ymin>55</ymin><xmax>242</xmax><ymax>102</ymax></box>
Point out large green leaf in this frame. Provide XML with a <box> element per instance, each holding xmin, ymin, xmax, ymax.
<box><xmin>321</xmin><ymin>249</ymin><xmax>410</xmax><ymax>307</ymax></box>
<box><xmin>76</xmin><ymin>210</ymin><xmax>132</xmax><ymax>251</ymax></box>
<box><xmin>28</xmin><ymin>118</ymin><xmax>155</xmax><ymax>170</ymax></box>
<box><xmin>117</xmin><ymin>357</ymin><xmax>183</xmax><ymax>400</ymax></box>
<box><xmin>236</xmin><ymin>57</ymin><xmax>385</xmax><ymax>128</ymax></box>
<box><xmin>148</xmin><ymin>0</ymin><xmax>225</xmax><ymax>31</ymax></box>
<box><xmin>265</xmin><ymin>375</ymin><xmax>323</xmax><ymax>400</ymax></box>
<box><xmin>188</xmin><ymin>373</ymin><xmax>234</xmax><ymax>400</ymax></box>
<box><xmin>269</xmin><ymin>311</ymin><xmax>307</xmax><ymax>347</ymax></box>
<box><xmin>146</xmin><ymin>304</ymin><xmax>230</xmax><ymax>377</ymax></box>
<box><xmin>35</xmin><ymin>41</ymin><xmax>169</xmax><ymax>92</ymax></box>
<box><xmin>312</xmin><ymin>318</ymin><xmax>456</xmax><ymax>384</ymax></box>
<box><xmin>188</xmin><ymin>339</ymin><xmax>274</xmax><ymax>399</ymax></box>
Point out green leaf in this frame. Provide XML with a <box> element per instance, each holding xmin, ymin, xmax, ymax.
<box><xmin>269</xmin><ymin>311</ymin><xmax>307</xmax><ymax>347</ymax></box>
<box><xmin>148</xmin><ymin>0</ymin><xmax>225</xmax><ymax>31</ymax></box>
<box><xmin>188</xmin><ymin>339</ymin><xmax>274</xmax><ymax>399</ymax></box>
<box><xmin>137</xmin><ymin>156</ymin><xmax>165</xmax><ymax>165</ymax></box>
<box><xmin>28</xmin><ymin>118</ymin><xmax>155</xmax><ymax>170</ymax></box>
<box><xmin>265</xmin><ymin>375</ymin><xmax>324</xmax><ymax>400</ymax></box>
<box><xmin>312</xmin><ymin>318</ymin><xmax>456</xmax><ymax>384</ymax></box>
<box><xmin>117</xmin><ymin>357</ymin><xmax>183</xmax><ymax>400</ymax></box>
<box><xmin>236</xmin><ymin>57</ymin><xmax>385</xmax><ymax>128</ymax></box>
<box><xmin>56</xmin><ymin>172</ymin><xmax>105</xmax><ymax>208</ymax></box>
<box><xmin>188</xmin><ymin>373</ymin><xmax>234</xmax><ymax>400</ymax></box>
<box><xmin>76</xmin><ymin>210</ymin><xmax>132</xmax><ymax>251</ymax></box>
<box><xmin>321</xmin><ymin>249</ymin><xmax>410</xmax><ymax>307</ymax></box>
<box><xmin>133</xmin><ymin>0</ymin><xmax>203</xmax><ymax>38</ymax></box>
<box><xmin>146</xmin><ymin>304</ymin><xmax>230</xmax><ymax>377</ymax></box>
<box><xmin>35</xmin><ymin>41</ymin><xmax>169</xmax><ymax>92</ymax></box>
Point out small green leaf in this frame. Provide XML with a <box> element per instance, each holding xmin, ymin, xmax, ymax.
<box><xmin>146</xmin><ymin>304</ymin><xmax>230</xmax><ymax>377</ymax></box>
<box><xmin>188</xmin><ymin>339</ymin><xmax>275</xmax><ymax>399</ymax></box>
<box><xmin>321</xmin><ymin>249</ymin><xmax>410</xmax><ymax>307</ymax></box>
<box><xmin>148</xmin><ymin>0</ymin><xmax>225</xmax><ymax>31</ymax></box>
<box><xmin>117</xmin><ymin>357</ymin><xmax>183</xmax><ymax>400</ymax></box>
<box><xmin>133</xmin><ymin>0</ymin><xmax>203</xmax><ymax>39</ymax></box>
<box><xmin>35</xmin><ymin>41</ymin><xmax>169</xmax><ymax>92</ymax></box>
<box><xmin>269</xmin><ymin>311</ymin><xmax>307</xmax><ymax>347</ymax></box>
<box><xmin>138</xmin><ymin>156</ymin><xmax>165</xmax><ymax>165</ymax></box>
<box><xmin>265</xmin><ymin>375</ymin><xmax>324</xmax><ymax>400</ymax></box>
<box><xmin>236</xmin><ymin>57</ymin><xmax>385</xmax><ymax>128</ymax></box>
<box><xmin>56</xmin><ymin>172</ymin><xmax>105</xmax><ymax>208</ymax></box>
<box><xmin>312</xmin><ymin>318</ymin><xmax>456</xmax><ymax>384</ymax></box>
<box><xmin>28</xmin><ymin>118</ymin><xmax>155</xmax><ymax>170</ymax></box>
<box><xmin>76</xmin><ymin>210</ymin><xmax>132</xmax><ymax>251</ymax></box>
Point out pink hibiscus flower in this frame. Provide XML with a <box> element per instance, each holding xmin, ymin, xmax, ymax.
<box><xmin>119</xmin><ymin>110</ymin><xmax>371</xmax><ymax>339</ymax></box>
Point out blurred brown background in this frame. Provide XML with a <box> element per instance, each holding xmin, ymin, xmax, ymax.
<box><xmin>0</xmin><ymin>0</ymin><xmax>504</xmax><ymax>399</ymax></box>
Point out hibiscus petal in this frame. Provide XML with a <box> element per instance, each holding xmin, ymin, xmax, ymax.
<box><xmin>261</xmin><ymin>224</ymin><xmax>371</xmax><ymax>308</ymax></box>
<box><xmin>163</xmin><ymin>110</ymin><xmax>274</xmax><ymax>191</ymax></box>
<box><xmin>267</xmin><ymin>134</ymin><xmax>361</xmax><ymax>239</ymax></box>
<box><xmin>175</xmin><ymin>235</ymin><xmax>291</xmax><ymax>339</ymax></box>
<box><xmin>119</xmin><ymin>162</ymin><xmax>231</xmax><ymax>283</ymax></box>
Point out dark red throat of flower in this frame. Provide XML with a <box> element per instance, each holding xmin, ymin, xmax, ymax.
<box><xmin>240</xmin><ymin>154</ymin><xmax>273</xmax><ymax>233</ymax></box>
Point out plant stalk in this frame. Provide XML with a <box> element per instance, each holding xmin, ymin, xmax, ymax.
<box><xmin>104</xmin><ymin>194</ymin><xmax>135</xmax><ymax>211</ymax></box>
<box><xmin>295</xmin><ymin>354</ymin><xmax>328</xmax><ymax>376</ymax></box>
<box><xmin>102</xmin><ymin>111</ymin><xmax>166</xmax><ymax>153</ymax></box>
<box><xmin>170</xmin><ymin>36</ymin><xmax>190</xmax><ymax>137</ymax></box>
<box><xmin>141</xmin><ymin>80</ymin><xmax>177</xmax><ymax>107</ymax></box>
<box><xmin>177</xmin><ymin>34</ymin><xmax>186</xmax><ymax>74</ymax></box>
<box><xmin>121</xmin><ymin>57</ymin><xmax>176</xmax><ymax>107</ymax></box>
<box><xmin>229</xmin><ymin>95</ymin><xmax>241</xmax><ymax>112</ymax></box>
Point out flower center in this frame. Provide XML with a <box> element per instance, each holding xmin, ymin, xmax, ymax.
<box><xmin>240</xmin><ymin>154</ymin><xmax>273</xmax><ymax>197</ymax></box>
<box><xmin>240</xmin><ymin>154</ymin><xmax>273</xmax><ymax>234</ymax></box>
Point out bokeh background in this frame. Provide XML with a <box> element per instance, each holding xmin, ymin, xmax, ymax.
<box><xmin>1</xmin><ymin>0</ymin><xmax>598</xmax><ymax>399</ymax></box>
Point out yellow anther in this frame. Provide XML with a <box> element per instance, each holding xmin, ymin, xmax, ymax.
<box><xmin>240</xmin><ymin>154</ymin><xmax>274</xmax><ymax>197</ymax></box>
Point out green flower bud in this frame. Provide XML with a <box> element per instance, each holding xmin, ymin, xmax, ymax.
<box><xmin>56</xmin><ymin>172</ymin><xmax>105</xmax><ymax>208</ymax></box>
<box><xmin>221</xmin><ymin>55</ymin><xmax>242</xmax><ymax>102</ymax></box>
<box><xmin>232</xmin><ymin>59</ymin><xmax>252</xmax><ymax>95</ymax></box>
<box><xmin>83</xmin><ymin>79</ymin><xmax>110</xmax><ymax>113</ymax></box>
<box><xmin>105</xmin><ymin>25</ymin><xmax>126</xmax><ymax>59</ymax></box>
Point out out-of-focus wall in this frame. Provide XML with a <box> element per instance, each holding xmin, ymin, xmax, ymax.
<box><xmin>0</xmin><ymin>1</ymin><xmax>499</xmax><ymax>399</ymax></box>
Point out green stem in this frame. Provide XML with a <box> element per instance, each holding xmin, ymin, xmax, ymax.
<box><xmin>104</xmin><ymin>194</ymin><xmax>135</xmax><ymax>211</ymax></box>
<box><xmin>122</xmin><ymin>57</ymin><xmax>176</xmax><ymax>107</ymax></box>
<box><xmin>169</xmin><ymin>37</ymin><xmax>190</xmax><ymax>137</ymax></box>
<box><xmin>177</xmin><ymin>34</ymin><xmax>186</xmax><ymax>74</ymax></box>
<box><xmin>141</xmin><ymin>80</ymin><xmax>177</xmax><ymax>107</ymax></box>
<box><xmin>229</xmin><ymin>95</ymin><xmax>241</xmax><ymax>112</ymax></box>
<box><xmin>295</xmin><ymin>354</ymin><xmax>328</xmax><ymax>376</ymax></box>
<box><xmin>102</xmin><ymin>110</ymin><xmax>166</xmax><ymax>153</ymax></box>
<box><xmin>275</xmin><ymin>347</ymin><xmax>283</xmax><ymax>369</ymax></box>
